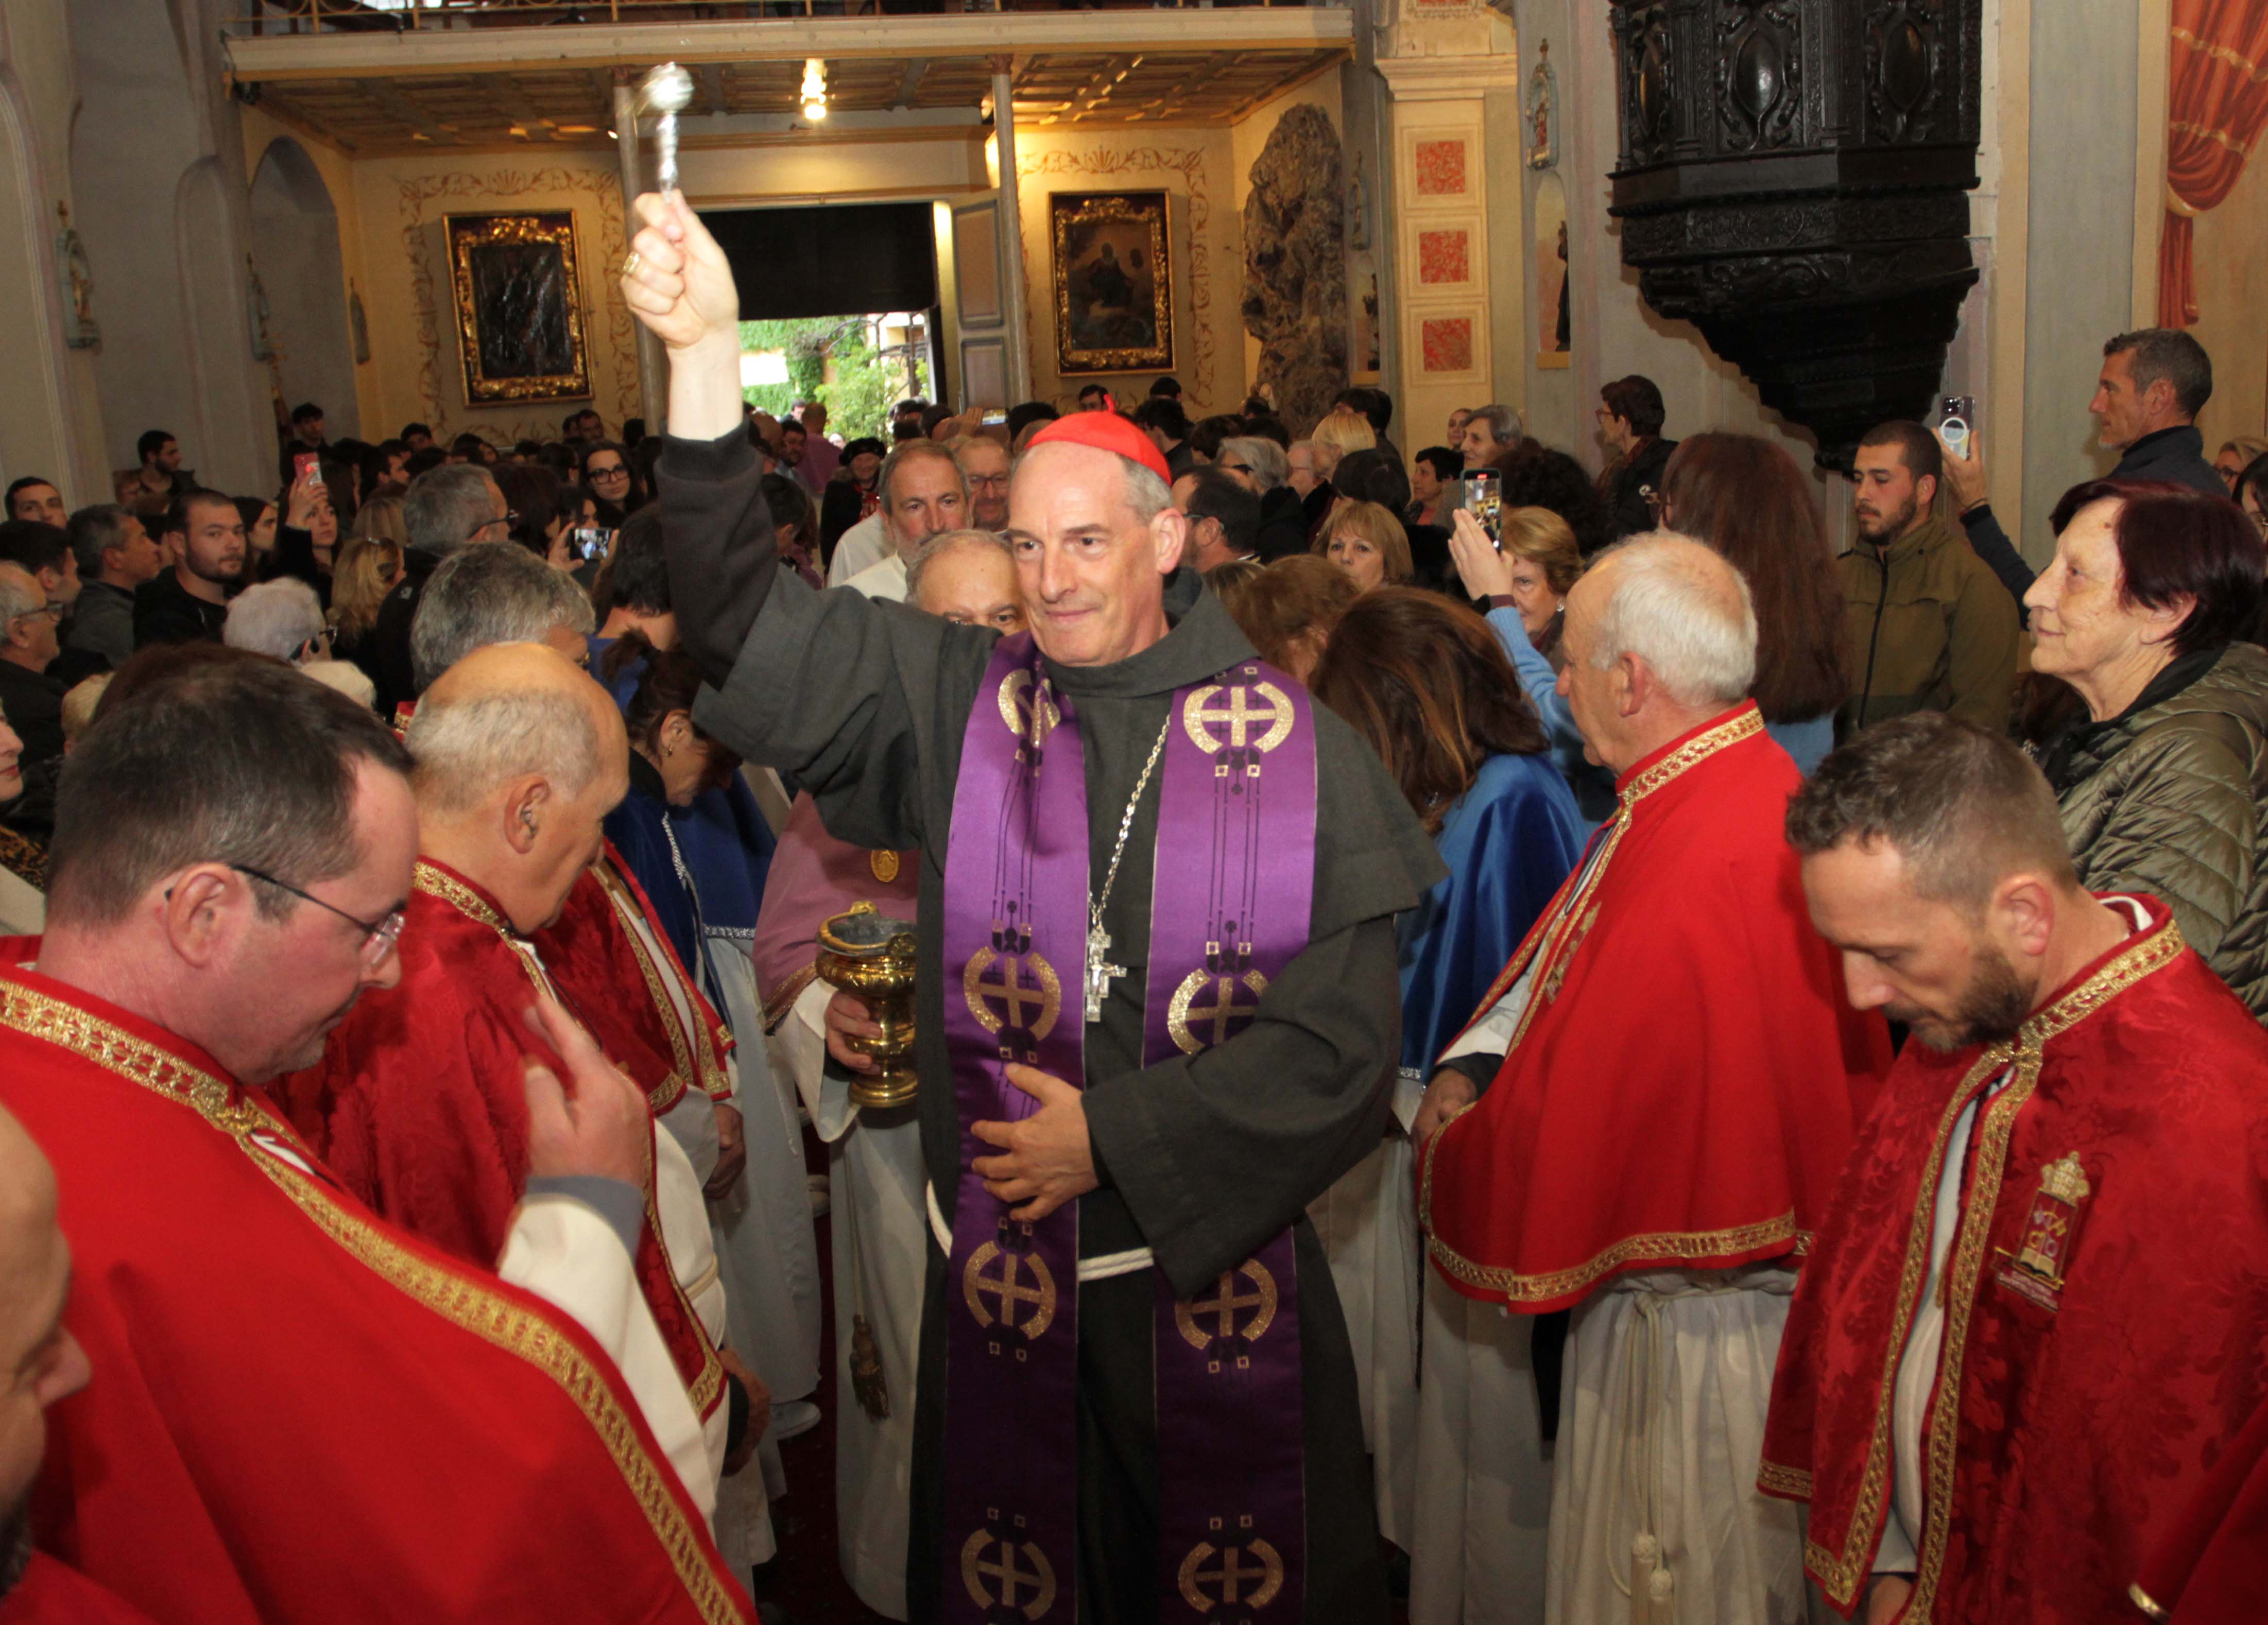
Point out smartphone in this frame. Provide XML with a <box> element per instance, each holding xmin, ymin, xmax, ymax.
<box><xmin>981</xmin><ymin>409</ymin><xmax>1008</xmax><ymax>427</ymax></box>
<box><xmin>1464</xmin><ymin>469</ymin><xmax>1502</xmax><ymax>548</ymax></box>
<box><xmin>573</xmin><ymin>525</ymin><xmax>613</xmax><ymax>562</ymax></box>
<box><xmin>293</xmin><ymin>451</ymin><xmax>321</xmax><ymax>487</ymax></box>
<box><xmin>1938</xmin><ymin>394</ymin><xmax>1976</xmax><ymax>460</ymax></box>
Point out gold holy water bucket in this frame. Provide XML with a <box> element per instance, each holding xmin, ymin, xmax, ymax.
<box><xmin>816</xmin><ymin>901</ymin><xmax>920</xmax><ymax>1109</ymax></box>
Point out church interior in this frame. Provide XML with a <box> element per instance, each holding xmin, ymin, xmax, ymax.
<box><xmin>3</xmin><ymin>0</ymin><xmax>2260</xmax><ymax>552</ymax></box>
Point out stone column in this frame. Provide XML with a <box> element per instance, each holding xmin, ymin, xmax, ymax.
<box><xmin>1375</xmin><ymin>32</ymin><xmax>1525</xmax><ymax>455</ymax></box>
<box><xmin>991</xmin><ymin>55</ymin><xmax>1033</xmax><ymax>405</ymax></box>
<box><xmin>614</xmin><ymin>70</ymin><xmax>670</xmax><ymax>429</ymax></box>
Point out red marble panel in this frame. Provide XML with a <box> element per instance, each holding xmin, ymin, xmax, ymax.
<box><xmin>1420</xmin><ymin>317</ymin><xmax>1474</xmax><ymax>374</ymax></box>
<box><xmin>1417</xmin><ymin>228</ymin><xmax>1471</xmax><ymax>285</ymax></box>
<box><xmin>1414</xmin><ymin>140</ymin><xmax>1467</xmax><ymax>198</ymax></box>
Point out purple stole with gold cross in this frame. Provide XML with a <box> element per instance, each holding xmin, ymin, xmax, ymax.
<box><xmin>940</xmin><ymin>631</ymin><xmax>1317</xmax><ymax>1624</ymax></box>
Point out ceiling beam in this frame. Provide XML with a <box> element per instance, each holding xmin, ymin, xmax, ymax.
<box><xmin>891</xmin><ymin>57</ymin><xmax>930</xmax><ymax>110</ymax></box>
<box><xmin>224</xmin><ymin>10</ymin><xmax>1353</xmax><ymax>82</ymax></box>
<box><xmin>351</xmin><ymin>78</ymin><xmax>458</xmax><ymax>145</ymax></box>
<box><xmin>487</xmin><ymin>77</ymin><xmax>558</xmax><ymax>141</ymax></box>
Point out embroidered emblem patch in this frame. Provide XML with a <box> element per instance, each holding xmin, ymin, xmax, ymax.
<box><xmin>1994</xmin><ymin>1151</ymin><xmax>2091</xmax><ymax>1312</ymax></box>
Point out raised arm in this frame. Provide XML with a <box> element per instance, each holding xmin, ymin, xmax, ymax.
<box><xmin>621</xmin><ymin>192</ymin><xmax>777</xmax><ymax>685</ymax></box>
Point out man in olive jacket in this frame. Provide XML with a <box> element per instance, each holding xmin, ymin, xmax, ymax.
<box><xmin>1838</xmin><ymin>420</ymin><xmax>2020</xmax><ymax>734</ymax></box>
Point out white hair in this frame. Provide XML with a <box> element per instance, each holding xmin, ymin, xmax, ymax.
<box><xmin>223</xmin><ymin>579</ymin><xmax>327</xmax><ymax>662</ymax></box>
<box><xmin>405</xmin><ymin>671</ymin><xmax>602</xmax><ymax>817</ymax></box>
<box><xmin>1584</xmin><ymin>531</ymin><xmax>1757</xmax><ymax>708</ymax></box>
<box><xmin>300</xmin><ymin>659</ymin><xmax>377</xmax><ymax>712</ymax></box>
<box><xmin>1218</xmin><ymin>436</ymin><xmax>1287</xmax><ymax>493</ymax></box>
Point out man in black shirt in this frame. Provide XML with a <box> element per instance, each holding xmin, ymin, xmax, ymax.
<box><xmin>132</xmin><ymin>491</ymin><xmax>243</xmax><ymax>648</ymax></box>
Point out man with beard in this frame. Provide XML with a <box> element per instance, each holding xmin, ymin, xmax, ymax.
<box><xmin>131</xmin><ymin>491</ymin><xmax>244</xmax><ymax>648</ymax></box>
<box><xmin>1836</xmin><ymin>420</ymin><xmax>2017</xmax><ymax>733</ymax></box>
<box><xmin>1764</xmin><ymin>712</ymin><xmax>2268</xmax><ymax>1624</ymax></box>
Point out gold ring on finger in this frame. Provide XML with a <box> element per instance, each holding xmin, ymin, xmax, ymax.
<box><xmin>622</xmin><ymin>250</ymin><xmax>643</xmax><ymax>276</ymax></box>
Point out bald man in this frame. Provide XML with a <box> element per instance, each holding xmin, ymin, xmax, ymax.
<box><xmin>280</xmin><ymin>644</ymin><xmax>738</xmax><ymax>1513</ymax></box>
<box><xmin>0</xmin><ymin>1104</ymin><xmax>136</xmax><ymax>1622</ymax></box>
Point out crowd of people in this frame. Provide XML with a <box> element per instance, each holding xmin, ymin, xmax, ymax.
<box><xmin>1</xmin><ymin>181</ymin><xmax>2266</xmax><ymax>1625</ymax></box>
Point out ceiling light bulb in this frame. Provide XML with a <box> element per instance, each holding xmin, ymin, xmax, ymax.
<box><xmin>803</xmin><ymin>99</ymin><xmax>828</xmax><ymax>121</ymax></box>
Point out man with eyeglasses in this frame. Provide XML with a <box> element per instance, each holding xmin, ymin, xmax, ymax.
<box><xmin>951</xmin><ymin>431</ymin><xmax>1011</xmax><ymax>531</ymax></box>
<box><xmin>0</xmin><ymin>563</ymin><xmax>65</xmax><ymax>784</ymax></box>
<box><xmin>0</xmin><ymin>648</ymin><xmax>757</xmax><ymax>1622</ymax></box>
<box><xmin>827</xmin><ymin>440</ymin><xmax>969</xmax><ymax>598</ymax></box>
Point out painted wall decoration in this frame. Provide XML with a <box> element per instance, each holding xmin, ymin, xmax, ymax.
<box><xmin>1526</xmin><ymin>40</ymin><xmax>1559</xmax><ymax>170</ymax></box>
<box><xmin>443</xmin><ymin>211</ymin><xmax>591</xmax><ymax>404</ymax></box>
<box><xmin>350</xmin><ymin>285</ymin><xmax>370</xmax><ymax>365</ymax></box>
<box><xmin>1049</xmin><ymin>190</ymin><xmax>1174</xmax><ymax>375</ymax></box>
<box><xmin>1418</xmin><ymin>228</ymin><xmax>1471</xmax><ymax>286</ymax></box>
<box><xmin>1421</xmin><ymin>316</ymin><xmax>1473</xmax><ymax>374</ymax></box>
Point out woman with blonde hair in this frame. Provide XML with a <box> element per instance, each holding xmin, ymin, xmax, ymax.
<box><xmin>2214</xmin><ymin>434</ymin><xmax>2268</xmax><ymax>494</ymax></box>
<box><xmin>329</xmin><ymin>534</ymin><xmax>402</xmax><ymax>690</ymax></box>
<box><xmin>1309</xmin><ymin>406</ymin><xmax>1378</xmax><ymax>475</ymax></box>
<box><xmin>349</xmin><ymin>492</ymin><xmax>409</xmax><ymax>550</ymax></box>
<box><xmin>1315</xmin><ymin>499</ymin><xmax>1412</xmax><ymax>594</ymax></box>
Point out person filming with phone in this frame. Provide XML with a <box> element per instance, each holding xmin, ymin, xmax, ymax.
<box><xmin>1945</xmin><ymin>328</ymin><xmax>2230</xmax><ymax>606</ymax></box>
<box><xmin>1838</xmin><ymin>420</ymin><xmax>2020</xmax><ymax>736</ymax></box>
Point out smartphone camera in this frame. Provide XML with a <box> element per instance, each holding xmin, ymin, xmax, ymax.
<box><xmin>1464</xmin><ymin>469</ymin><xmax>1503</xmax><ymax>548</ymax></box>
<box><xmin>573</xmin><ymin>525</ymin><xmax>612</xmax><ymax>562</ymax></box>
<box><xmin>1939</xmin><ymin>394</ymin><xmax>1976</xmax><ymax>461</ymax></box>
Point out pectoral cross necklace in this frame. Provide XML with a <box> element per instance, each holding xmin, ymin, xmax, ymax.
<box><xmin>1087</xmin><ymin>714</ymin><xmax>1173</xmax><ymax>1024</ymax></box>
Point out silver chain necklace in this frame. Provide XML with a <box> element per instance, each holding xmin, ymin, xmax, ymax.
<box><xmin>1085</xmin><ymin>713</ymin><xmax>1173</xmax><ymax>1024</ymax></box>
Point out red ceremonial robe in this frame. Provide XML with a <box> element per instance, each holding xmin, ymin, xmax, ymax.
<box><xmin>1419</xmin><ymin>704</ymin><xmax>1890</xmax><ymax>1310</ymax></box>
<box><xmin>539</xmin><ymin>846</ymin><xmax>734</xmax><ymax>1114</ymax></box>
<box><xmin>1760</xmin><ymin>898</ymin><xmax>2268</xmax><ymax>1622</ymax></box>
<box><xmin>0</xmin><ymin>1554</ymin><xmax>159</xmax><ymax>1624</ymax></box>
<box><xmin>2134</xmin><ymin>1389</ymin><xmax>2268</xmax><ymax>1624</ymax></box>
<box><xmin>278</xmin><ymin>857</ymin><xmax>724</xmax><ymax>1421</ymax></box>
<box><xmin>0</xmin><ymin>958</ymin><xmax>752</xmax><ymax>1625</ymax></box>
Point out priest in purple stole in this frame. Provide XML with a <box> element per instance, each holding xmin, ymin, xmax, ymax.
<box><xmin>623</xmin><ymin>194</ymin><xmax>1443</xmax><ymax>1624</ymax></box>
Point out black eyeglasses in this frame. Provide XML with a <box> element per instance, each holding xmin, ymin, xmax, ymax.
<box><xmin>1221</xmin><ymin>460</ymin><xmax>1253</xmax><ymax>474</ymax></box>
<box><xmin>465</xmin><ymin>511</ymin><xmax>515</xmax><ymax>544</ymax></box>
<box><xmin>232</xmin><ymin>865</ymin><xmax>404</xmax><ymax>969</ymax></box>
<box><xmin>588</xmin><ymin>464</ymin><xmax>630</xmax><ymax>482</ymax></box>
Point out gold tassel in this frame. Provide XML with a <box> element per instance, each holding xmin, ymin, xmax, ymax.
<box><xmin>849</xmin><ymin>1313</ymin><xmax>890</xmax><ymax>1421</ymax></box>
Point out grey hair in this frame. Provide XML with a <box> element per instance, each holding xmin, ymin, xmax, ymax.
<box><xmin>1471</xmin><ymin>404</ymin><xmax>1524</xmax><ymax>449</ymax></box>
<box><xmin>905</xmin><ymin>527</ymin><xmax>1017</xmax><ymax>608</ymax></box>
<box><xmin>2105</xmin><ymin>327</ymin><xmax>2214</xmax><ymax>420</ymax></box>
<box><xmin>1584</xmin><ymin>530</ymin><xmax>1758</xmax><ymax>708</ymax></box>
<box><xmin>224</xmin><ymin>578</ymin><xmax>328</xmax><ymax>662</ymax></box>
<box><xmin>879</xmin><ymin>439</ymin><xmax>967</xmax><ymax>511</ymax></box>
<box><xmin>409</xmin><ymin>542</ymin><xmax>596</xmax><ymax>693</ymax></box>
<box><xmin>405</xmin><ymin>676</ymin><xmax>603</xmax><ymax>817</ymax></box>
<box><xmin>1219</xmin><ymin>436</ymin><xmax>1287</xmax><ymax>493</ymax></box>
<box><xmin>402</xmin><ymin>463</ymin><xmax>501</xmax><ymax>558</ymax></box>
<box><xmin>64</xmin><ymin>505</ymin><xmax>137</xmax><ymax>579</ymax></box>
<box><xmin>0</xmin><ymin>562</ymin><xmax>40</xmax><ymax>628</ymax></box>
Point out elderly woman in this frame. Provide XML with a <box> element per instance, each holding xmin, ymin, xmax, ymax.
<box><xmin>1316</xmin><ymin>500</ymin><xmax>1412</xmax><ymax>595</ymax></box>
<box><xmin>1307</xmin><ymin>587</ymin><xmax>1583</xmax><ymax>1563</ymax></box>
<box><xmin>1218</xmin><ymin>435</ymin><xmax>1306</xmax><ymax>560</ymax></box>
<box><xmin>2026</xmin><ymin>478</ymin><xmax>2268</xmax><ymax>1016</ymax></box>
<box><xmin>2214</xmin><ymin>435</ymin><xmax>2268</xmax><ymax>493</ymax></box>
<box><xmin>1448</xmin><ymin>505</ymin><xmax>1616</xmax><ymax>824</ymax></box>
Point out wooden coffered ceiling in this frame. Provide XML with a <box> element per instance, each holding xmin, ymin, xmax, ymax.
<box><xmin>226</xmin><ymin>12</ymin><xmax>1352</xmax><ymax>153</ymax></box>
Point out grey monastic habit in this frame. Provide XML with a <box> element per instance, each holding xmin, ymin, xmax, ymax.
<box><xmin>661</xmin><ymin>428</ymin><xmax>1444</xmax><ymax>1623</ymax></box>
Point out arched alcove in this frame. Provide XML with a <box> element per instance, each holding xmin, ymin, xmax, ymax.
<box><xmin>250</xmin><ymin>137</ymin><xmax>357</xmax><ymax>443</ymax></box>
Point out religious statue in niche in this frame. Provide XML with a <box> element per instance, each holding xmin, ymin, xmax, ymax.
<box><xmin>56</xmin><ymin>203</ymin><xmax>97</xmax><ymax>349</ymax></box>
<box><xmin>1050</xmin><ymin>191</ymin><xmax>1174</xmax><ymax>375</ymax></box>
<box><xmin>443</xmin><ymin>211</ymin><xmax>592</xmax><ymax>404</ymax></box>
<box><xmin>246</xmin><ymin>257</ymin><xmax>274</xmax><ymax>364</ymax></box>
<box><xmin>1527</xmin><ymin>39</ymin><xmax>1559</xmax><ymax>169</ymax></box>
<box><xmin>1346</xmin><ymin>153</ymin><xmax>1371</xmax><ymax>252</ymax></box>
<box><xmin>350</xmin><ymin>285</ymin><xmax>370</xmax><ymax>365</ymax></box>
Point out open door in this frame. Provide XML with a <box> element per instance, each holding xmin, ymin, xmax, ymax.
<box><xmin>947</xmin><ymin>193</ymin><xmax>1012</xmax><ymax>412</ymax></box>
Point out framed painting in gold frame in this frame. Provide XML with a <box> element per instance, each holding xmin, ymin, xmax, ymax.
<box><xmin>444</xmin><ymin>212</ymin><xmax>591</xmax><ymax>404</ymax></box>
<box><xmin>1050</xmin><ymin>191</ymin><xmax>1173</xmax><ymax>375</ymax></box>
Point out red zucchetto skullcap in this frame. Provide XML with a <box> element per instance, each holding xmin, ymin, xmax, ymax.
<box><xmin>1025</xmin><ymin>410</ymin><xmax>1172</xmax><ymax>483</ymax></box>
